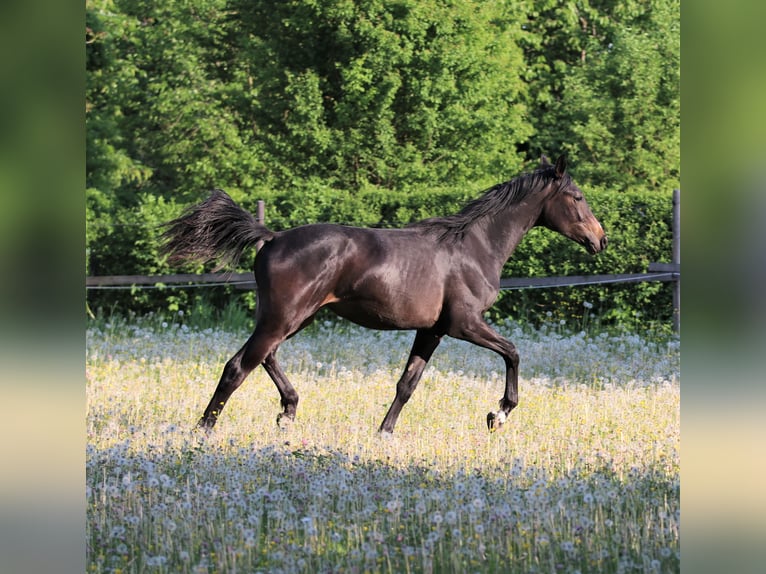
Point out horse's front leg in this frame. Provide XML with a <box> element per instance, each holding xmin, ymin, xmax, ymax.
<box><xmin>450</xmin><ymin>317</ymin><xmax>519</xmax><ymax>431</ymax></box>
<box><xmin>486</xmin><ymin>345</ymin><xmax>519</xmax><ymax>432</ymax></box>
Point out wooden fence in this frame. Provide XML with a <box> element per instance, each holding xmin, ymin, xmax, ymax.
<box><xmin>86</xmin><ymin>191</ymin><xmax>680</xmax><ymax>330</ymax></box>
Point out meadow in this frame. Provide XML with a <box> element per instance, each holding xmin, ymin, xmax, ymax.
<box><xmin>86</xmin><ymin>316</ymin><xmax>680</xmax><ymax>573</ymax></box>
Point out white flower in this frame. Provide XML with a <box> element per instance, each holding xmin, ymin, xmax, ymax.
<box><xmin>145</xmin><ymin>555</ymin><xmax>167</xmax><ymax>567</ymax></box>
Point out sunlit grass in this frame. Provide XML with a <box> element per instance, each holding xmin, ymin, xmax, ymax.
<box><xmin>87</xmin><ymin>319</ymin><xmax>679</xmax><ymax>573</ymax></box>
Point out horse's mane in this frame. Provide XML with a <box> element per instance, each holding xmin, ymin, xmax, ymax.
<box><xmin>411</xmin><ymin>165</ymin><xmax>570</xmax><ymax>241</ymax></box>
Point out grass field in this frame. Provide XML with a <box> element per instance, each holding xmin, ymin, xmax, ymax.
<box><xmin>86</xmin><ymin>317</ymin><xmax>679</xmax><ymax>573</ymax></box>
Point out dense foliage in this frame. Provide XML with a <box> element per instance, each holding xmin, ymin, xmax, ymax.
<box><xmin>86</xmin><ymin>0</ymin><xmax>680</xmax><ymax>327</ymax></box>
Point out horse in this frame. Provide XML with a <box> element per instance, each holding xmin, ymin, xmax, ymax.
<box><xmin>161</xmin><ymin>155</ymin><xmax>607</xmax><ymax>434</ymax></box>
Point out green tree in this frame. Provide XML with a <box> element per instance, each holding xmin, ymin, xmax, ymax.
<box><xmin>520</xmin><ymin>0</ymin><xmax>680</xmax><ymax>193</ymax></box>
<box><xmin>227</xmin><ymin>0</ymin><xmax>532</xmax><ymax>191</ymax></box>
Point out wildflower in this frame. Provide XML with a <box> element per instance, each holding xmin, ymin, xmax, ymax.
<box><xmin>164</xmin><ymin>519</ymin><xmax>177</xmax><ymax>533</ymax></box>
<box><xmin>301</xmin><ymin>516</ymin><xmax>317</xmax><ymax>536</ymax></box>
<box><xmin>125</xmin><ymin>515</ymin><xmax>140</xmax><ymax>527</ymax></box>
<box><xmin>431</xmin><ymin>511</ymin><xmax>443</xmax><ymax>525</ymax></box>
<box><xmin>145</xmin><ymin>555</ymin><xmax>167</xmax><ymax>567</ymax></box>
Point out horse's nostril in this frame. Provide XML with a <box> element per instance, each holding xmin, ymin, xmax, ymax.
<box><xmin>600</xmin><ymin>236</ymin><xmax>608</xmax><ymax>250</ymax></box>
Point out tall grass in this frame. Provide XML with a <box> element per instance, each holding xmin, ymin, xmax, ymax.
<box><xmin>86</xmin><ymin>319</ymin><xmax>679</xmax><ymax>573</ymax></box>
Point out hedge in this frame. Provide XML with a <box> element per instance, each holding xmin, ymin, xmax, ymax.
<box><xmin>87</xmin><ymin>184</ymin><xmax>674</xmax><ymax>331</ymax></box>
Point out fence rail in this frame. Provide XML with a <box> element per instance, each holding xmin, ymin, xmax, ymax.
<box><xmin>86</xmin><ymin>269</ymin><xmax>679</xmax><ymax>291</ymax></box>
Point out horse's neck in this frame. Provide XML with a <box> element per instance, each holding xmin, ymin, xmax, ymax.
<box><xmin>467</xmin><ymin>201</ymin><xmax>541</xmax><ymax>279</ymax></box>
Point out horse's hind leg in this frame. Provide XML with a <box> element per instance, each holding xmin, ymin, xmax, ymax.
<box><xmin>197</xmin><ymin>327</ymin><xmax>283</xmax><ymax>430</ymax></box>
<box><xmin>379</xmin><ymin>329</ymin><xmax>442</xmax><ymax>434</ymax></box>
<box><xmin>262</xmin><ymin>351</ymin><xmax>299</xmax><ymax>428</ymax></box>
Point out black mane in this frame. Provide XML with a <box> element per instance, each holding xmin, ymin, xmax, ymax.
<box><xmin>411</xmin><ymin>165</ymin><xmax>569</xmax><ymax>241</ymax></box>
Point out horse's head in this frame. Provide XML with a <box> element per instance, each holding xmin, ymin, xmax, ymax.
<box><xmin>537</xmin><ymin>155</ymin><xmax>607</xmax><ymax>254</ymax></box>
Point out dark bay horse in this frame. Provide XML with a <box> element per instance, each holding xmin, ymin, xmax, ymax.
<box><xmin>162</xmin><ymin>155</ymin><xmax>607</xmax><ymax>434</ymax></box>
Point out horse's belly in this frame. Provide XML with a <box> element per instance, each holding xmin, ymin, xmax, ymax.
<box><xmin>327</xmin><ymin>296</ymin><xmax>440</xmax><ymax>331</ymax></box>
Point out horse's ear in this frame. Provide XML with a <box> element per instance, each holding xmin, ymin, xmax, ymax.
<box><xmin>540</xmin><ymin>154</ymin><xmax>551</xmax><ymax>167</ymax></box>
<box><xmin>554</xmin><ymin>155</ymin><xmax>567</xmax><ymax>178</ymax></box>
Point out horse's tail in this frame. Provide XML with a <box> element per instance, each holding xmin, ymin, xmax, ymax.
<box><xmin>161</xmin><ymin>189</ymin><xmax>275</xmax><ymax>270</ymax></box>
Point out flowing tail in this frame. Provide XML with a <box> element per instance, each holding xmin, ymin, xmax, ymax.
<box><xmin>161</xmin><ymin>189</ymin><xmax>275</xmax><ymax>270</ymax></box>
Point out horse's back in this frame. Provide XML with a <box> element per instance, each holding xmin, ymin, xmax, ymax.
<box><xmin>255</xmin><ymin>223</ymin><xmax>453</xmax><ymax>330</ymax></box>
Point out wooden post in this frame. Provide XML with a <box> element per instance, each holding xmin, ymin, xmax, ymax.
<box><xmin>672</xmin><ymin>189</ymin><xmax>680</xmax><ymax>333</ymax></box>
<box><xmin>256</xmin><ymin>200</ymin><xmax>265</xmax><ymax>225</ymax></box>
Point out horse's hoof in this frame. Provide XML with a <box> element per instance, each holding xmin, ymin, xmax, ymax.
<box><xmin>196</xmin><ymin>418</ymin><xmax>216</xmax><ymax>434</ymax></box>
<box><xmin>486</xmin><ymin>410</ymin><xmax>507</xmax><ymax>432</ymax></box>
<box><xmin>276</xmin><ymin>412</ymin><xmax>294</xmax><ymax>430</ymax></box>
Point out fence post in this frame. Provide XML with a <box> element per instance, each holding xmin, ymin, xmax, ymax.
<box><xmin>256</xmin><ymin>200</ymin><xmax>265</xmax><ymax>224</ymax></box>
<box><xmin>672</xmin><ymin>189</ymin><xmax>680</xmax><ymax>333</ymax></box>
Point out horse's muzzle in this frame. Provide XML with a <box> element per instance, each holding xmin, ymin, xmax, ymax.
<box><xmin>586</xmin><ymin>235</ymin><xmax>608</xmax><ymax>254</ymax></box>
